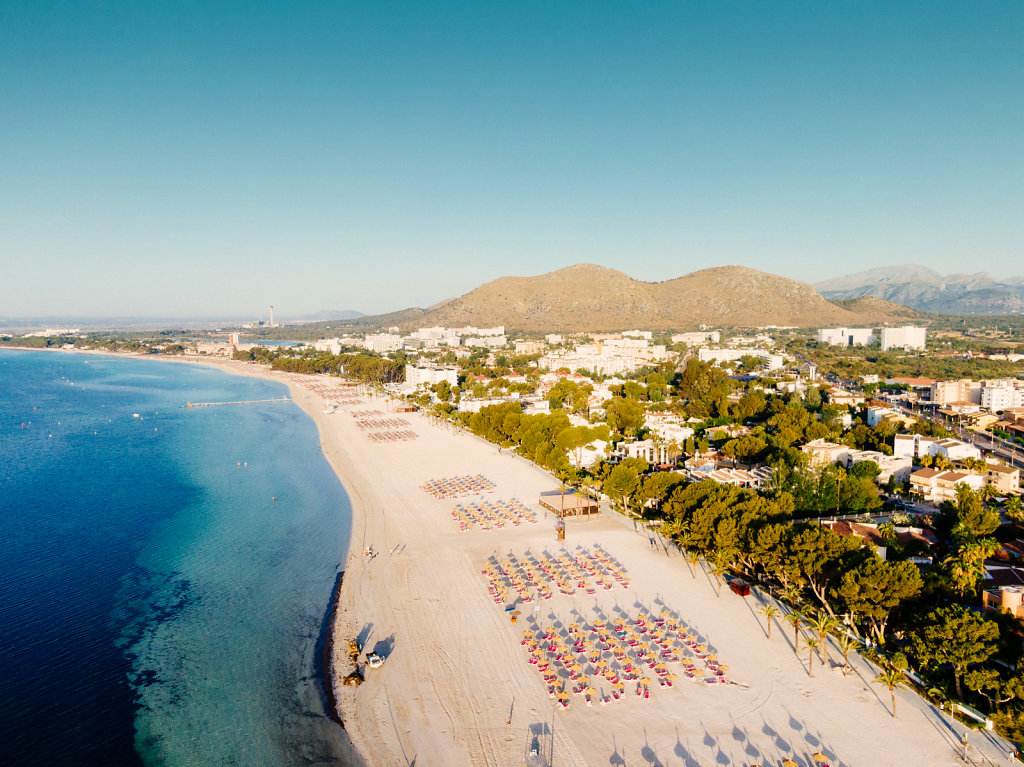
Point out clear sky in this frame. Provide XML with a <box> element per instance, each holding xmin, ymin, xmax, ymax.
<box><xmin>1</xmin><ymin>1</ymin><xmax>1022</xmax><ymax>319</ymax></box>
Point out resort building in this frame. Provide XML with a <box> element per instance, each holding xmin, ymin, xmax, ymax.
<box><xmin>514</xmin><ymin>340</ymin><xmax>546</xmax><ymax>356</ymax></box>
<box><xmin>879</xmin><ymin>326</ymin><xmax>926</xmax><ymax>352</ymax></box>
<box><xmin>671</xmin><ymin>331</ymin><xmax>721</xmax><ymax>346</ymax></box>
<box><xmin>893</xmin><ymin>434</ymin><xmax>982</xmax><ymax>462</ymax></box>
<box><xmin>363</xmin><ymin>333</ymin><xmax>403</xmax><ymax>353</ymax></box>
<box><xmin>697</xmin><ymin>348</ymin><xmax>784</xmax><ymax>371</ymax></box>
<box><xmin>404</xmin><ymin>364</ymin><xmax>459</xmax><ymax>388</ymax></box>
<box><xmin>801</xmin><ymin>439</ymin><xmax>912</xmax><ymax>483</ymax></box>
<box><xmin>930</xmin><ymin>379</ymin><xmax>983</xmax><ymax>405</ymax></box>
<box><xmin>909</xmin><ymin>468</ymin><xmax>984</xmax><ymax>503</ymax></box>
<box><xmin>981</xmin><ymin>381</ymin><xmax>1024</xmax><ymax>411</ymax></box>
<box><xmin>817</xmin><ymin>327</ymin><xmax>876</xmax><ymax>346</ymax></box>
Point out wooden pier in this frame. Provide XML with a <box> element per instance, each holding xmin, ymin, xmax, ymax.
<box><xmin>185</xmin><ymin>397</ymin><xmax>291</xmax><ymax>408</ymax></box>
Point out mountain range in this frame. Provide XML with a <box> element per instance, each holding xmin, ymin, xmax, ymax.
<box><xmin>815</xmin><ymin>265</ymin><xmax>1024</xmax><ymax>315</ymax></box>
<box><xmin>365</xmin><ymin>263</ymin><xmax>921</xmax><ymax>332</ymax></box>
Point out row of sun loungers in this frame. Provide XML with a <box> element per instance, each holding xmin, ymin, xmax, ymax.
<box><xmin>355</xmin><ymin>417</ymin><xmax>410</xmax><ymax>430</ymax></box>
<box><xmin>366</xmin><ymin>430</ymin><xmax>418</xmax><ymax>442</ymax></box>
<box><xmin>483</xmin><ymin>546</ymin><xmax>630</xmax><ymax>601</ymax></box>
<box><xmin>519</xmin><ymin>608</ymin><xmax>730</xmax><ymax>710</ymax></box>
<box><xmin>421</xmin><ymin>474</ymin><xmax>496</xmax><ymax>499</ymax></box>
<box><xmin>451</xmin><ymin>499</ymin><xmax>537</xmax><ymax>531</ymax></box>
<box><xmin>298</xmin><ymin>381</ymin><xmax>363</xmax><ymax>406</ymax></box>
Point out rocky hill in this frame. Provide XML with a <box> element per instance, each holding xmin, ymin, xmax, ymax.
<box><xmin>400</xmin><ymin>263</ymin><xmax>918</xmax><ymax>332</ymax></box>
<box><xmin>816</xmin><ymin>264</ymin><xmax>1024</xmax><ymax>315</ymax></box>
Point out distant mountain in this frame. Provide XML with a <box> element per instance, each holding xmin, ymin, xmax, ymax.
<box><xmin>401</xmin><ymin>263</ymin><xmax>918</xmax><ymax>332</ymax></box>
<box><xmin>816</xmin><ymin>265</ymin><xmax>1024</xmax><ymax>315</ymax></box>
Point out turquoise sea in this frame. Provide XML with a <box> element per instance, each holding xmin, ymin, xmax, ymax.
<box><xmin>0</xmin><ymin>350</ymin><xmax>359</xmax><ymax>766</ymax></box>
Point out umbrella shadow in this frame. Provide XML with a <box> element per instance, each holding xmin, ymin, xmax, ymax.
<box><xmin>641</xmin><ymin>728</ymin><xmax>665</xmax><ymax>767</ymax></box>
<box><xmin>673</xmin><ymin>728</ymin><xmax>701</xmax><ymax>767</ymax></box>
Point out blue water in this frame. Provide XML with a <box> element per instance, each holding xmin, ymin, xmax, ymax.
<box><xmin>0</xmin><ymin>351</ymin><xmax>356</xmax><ymax>766</ymax></box>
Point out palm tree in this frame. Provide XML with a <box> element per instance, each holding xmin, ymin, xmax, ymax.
<box><xmin>874</xmin><ymin>667</ymin><xmax>907</xmax><ymax>717</ymax></box>
<box><xmin>1006</xmin><ymin>495</ymin><xmax>1024</xmax><ymax>524</ymax></box>
<box><xmin>709</xmin><ymin>550</ymin><xmax>732</xmax><ymax>597</ymax></box>
<box><xmin>808</xmin><ymin>611</ymin><xmax>839</xmax><ymax>669</ymax></box>
<box><xmin>781</xmin><ymin>583</ymin><xmax>803</xmax><ymax>608</ymax></box>
<box><xmin>833</xmin><ymin>633</ymin><xmax>859</xmax><ymax>676</ymax></box>
<box><xmin>784</xmin><ymin>609</ymin><xmax>806</xmax><ymax>652</ymax></box>
<box><xmin>805</xmin><ymin>637</ymin><xmax>821</xmax><ymax>677</ymax></box>
<box><xmin>758</xmin><ymin>604</ymin><xmax>781</xmax><ymax>640</ymax></box>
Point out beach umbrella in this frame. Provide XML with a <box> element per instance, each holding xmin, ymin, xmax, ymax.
<box><xmin>638</xmin><ymin>677</ymin><xmax>651</xmax><ymax>688</ymax></box>
<box><xmin>706</xmin><ymin>653</ymin><xmax>718</xmax><ymax>662</ymax></box>
<box><xmin>585</xmin><ymin>687</ymin><xmax>598</xmax><ymax>698</ymax></box>
<box><xmin>664</xmin><ymin>673</ymin><xmax>677</xmax><ymax>682</ymax></box>
<box><xmin>718</xmin><ymin>665</ymin><xmax>729</xmax><ymax>673</ymax></box>
<box><xmin>781</xmin><ymin>759</ymin><xmax>798</xmax><ymax>767</ymax></box>
<box><xmin>812</xmin><ymin>753</ymin><xmax>829</xmax><ymax>763</ymax></box>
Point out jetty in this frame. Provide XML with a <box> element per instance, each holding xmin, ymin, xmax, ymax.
<box><xmin>185</xmin><ymin>397</ymin><xmax>291</xmax><ymax>408</ymax></box>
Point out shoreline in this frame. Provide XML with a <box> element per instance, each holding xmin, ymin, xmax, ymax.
<box><xmin>1</xmin><ymin>347</ymin><xmax>370</xmax><ymax>764</ymax></box>
<box><xmin>6</xmin><ymin>346</ymin><xmax>1019</xmax><ymax>766</ymax></box>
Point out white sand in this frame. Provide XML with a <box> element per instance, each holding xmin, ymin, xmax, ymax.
<box><xmin>266</xmin><ymin>372</ymin><xmax>1013</xmax><ymax>767</ymax></box>
<box><xmin>37</xmin><ymin>350</ymin><xmax>1014</xmax><ymax>767</ymax></box>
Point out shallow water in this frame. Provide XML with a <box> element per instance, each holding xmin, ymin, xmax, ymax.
<box><xmin>0</xmin><ymin>351</ymin><xmax>356</xmax><ymax>766</ymax></box>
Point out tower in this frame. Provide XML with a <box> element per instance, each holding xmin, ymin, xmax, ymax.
<box><xmin>269</xmin><ymin>305</ymin><xmax>275</xmax><ymax>328</ymax></box>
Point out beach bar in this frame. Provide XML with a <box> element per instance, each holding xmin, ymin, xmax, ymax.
<box><xmin>538</xmin><ymin>492</ymin><xmax>599</xmax><ymax>518</ymax></box>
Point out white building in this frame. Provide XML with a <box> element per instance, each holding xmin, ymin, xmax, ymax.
<box><xmin>802</xmin><ymin>439</ymin><xmax>912</xmax><ymax>482</ymax></box>
<box><xmin>893</xmin><ymin>434</ymin><xmax>981</xmax><ymax>462</ymax></box>
<box><xmin>464</xmin><ymin>334</ymin><xmax>507</xmax><ymax>348</ymax></box>
<box><xmin>817</xmin><ymin>328</ymin><xmax>876</xmax><ymax>346</ymax></box>
<box><xmin>879</xmin><ymin>326</ymin><xmax>926</xmax><ymax>352</ymax></box>
<box><xmin>671</xmin><ymin>331</ymin><xmax>721</xmax><ymax>346</ymax></box>
<box><xmin>698</xmin><ymin>348</ymin><xmax>784</xmax><ymax>371</ymax></box>
<box><xmin>981</xmin><ymin>381</ymin><xmax>1024</xmax><ymax>411</ymax></box>
<box><xmin>539</xmin><ymin>339</ymin><xmax>668</xmax><ymax>376</ymax></box>
<box><xmin>514</xmin><ymin>341</ymin><xmax>546</xmax><ymax>355</ymax></box>
<box><xmin>314</xmin><ymin>338</ymin><xmax>343</xmax><ymax>355</ymax></box>
<box><xmin>404</xmin><ymin>364</ymin><xmax>459</xmax><ymax>388</ymax></box>
<box><xmin>622</xmin><ymin>330</ymin><xmax>653</xmax><ymax>340</ymax></box>
<box><xmin>363</xmin><ymin>333</ymin><xmax>403</xmax><ymax>353</ymax></box>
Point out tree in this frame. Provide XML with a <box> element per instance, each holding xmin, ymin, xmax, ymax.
<box><xmin>874</xmin><ymin>667</ymin><xmax>907</xmax><ymax>718</ymax></box>
<box><xmin>836</xmin><ymin>558</ymin><xmax>923</xmax><ymax>643</ymax></box>
<box><xmin>946</xmin><ymin>485</ymin><xmax>999</xmax><ymax>543</ymax></box>
<box><xmin>604</xmin><ymin>397</ymin><xmax>646</xmax><ymax>435</ymax></box>
<box><xmin>785</xmin><ymin>524</ymin><xmax>862</xmax><ymax>617</ymax></box>
<box><xmin>709</xmin><ymin>549</ymin><xmax>733</xmax><ymax>597</ymax></box>
<box><xmin>808</xmin><ymin>611</ymin><xmax>839</xmax><ymax>669</ymax></box>
<box><xmin>603</xmin><ymin>458</ymin><xmax>648</xmax><ymax>516</ymax></box>
<box><xmin>785</xmin><ymin>609</ymin><xmax>806</xmax><ymax>652</ymax></box>
<box><xmin>964</xmin><ymin>668</ymin><xmax>1024</xmax><ymax>712</ymax></box>
<box><xmin>910</xmin><ymin>605</ymin><xmax>999</xmax><ymax>699</ymax></box>
<box><xmin>943</xmin><ymin>538</ymin><xmax>1000</xmax><ymax>596</ymax></box>
<box><xmin>758</xmin><ymin>604</ymin><xmax>781</xmax><ymax>640</ymax></box>
<box><xmin>805</xmin><ymin>637</ymin><xmax>821</xmax><ymax>677</ymax></box>
<box><xmin>834</xmin><ymin>632</ymin><xmax>859</xmax><ymax>676</ymax></box>
<box><xmin>1005</xmin><ymin>495</ymin><xmax>1024</xmax><ymax>524</ymax></box>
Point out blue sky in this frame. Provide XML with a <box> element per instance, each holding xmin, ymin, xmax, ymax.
<box><xmin>1</xmin><ymin>1</ymin><xmax>1022</xmax><ymax>319</ymax></box>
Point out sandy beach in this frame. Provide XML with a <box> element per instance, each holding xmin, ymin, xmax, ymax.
<box><xmin>17</xmin><ymin>349</ymin><xmax>1015</xmax><ymax>766</ymax></box>
<box><xmin>260</xmin><ymin>369</ymin><xmax>1012</xmax><ymax>767</ymax></box>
